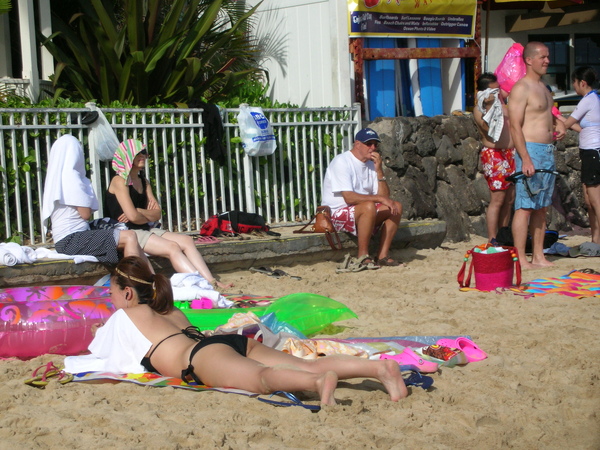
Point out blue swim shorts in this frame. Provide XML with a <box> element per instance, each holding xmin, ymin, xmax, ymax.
<box><xmin>514</xmin><ymin>142</ymin><xmax>556</xmax><ymax>210</ymax></box>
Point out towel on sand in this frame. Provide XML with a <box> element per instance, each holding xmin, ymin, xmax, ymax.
<box><xmin>64</xmin><ymin>309</ymin><xmax>150</xmax><ymax>374</ymax></box>
<box><xmin>170</xmin><ymin>272</ymin><xmax>232</xmax><ymax>308</ymax></box>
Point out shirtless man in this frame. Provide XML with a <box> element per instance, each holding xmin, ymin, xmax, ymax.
<box><xmin>508</xmin><ymin>42</ymin><xmax>566</xmax><ymax>268</ymax></box>
<box><xmin>473</xmin><ymin>73</ymin><xmax>515</xmax><ymax>243</ymax></box>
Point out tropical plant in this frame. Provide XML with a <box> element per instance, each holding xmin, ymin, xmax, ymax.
<box><xmin>41</xmin><ymin>0</ymin><xmax>264</xmax><ymax>106</ymax></box>
<box><xmin>0</xmin><ymin>0</ymin><xmax>11</xmax><ymax>15</ymax></box>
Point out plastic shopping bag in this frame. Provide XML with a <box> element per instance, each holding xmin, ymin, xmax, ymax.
<box><xmin>494</xmin><ymin>43</ymin><xmax>526</xmax><ymax>95</ymax></box>
<box><xmin>85</xmin><ymin>102</ymin><xmax>120</xmax><ymax>161</ymax></box>
<box><xmin>236</xmin><ymin>104</ymin><xmax>277</xmax><ymax>156</ymax></box>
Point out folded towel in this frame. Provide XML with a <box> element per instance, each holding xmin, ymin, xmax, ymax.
<box><xmin>170</xmin><ymin>272</ymin><xmax>232</xmax><ymax>308</ymax></box>
<box><xmin>0</xmin><ymin>242</ymin><xmax>37</xmax><ymax>265</ymax></box>
<box><xmin>34</xmin><ymin>247</ymin><xmax>99</xmax><ymax>264</ymax></box>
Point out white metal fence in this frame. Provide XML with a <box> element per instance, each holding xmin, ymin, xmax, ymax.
<box><xmin>0</xmin><ymin>104</ymin><xmax>361</xmax><ymax>245</ymax></box>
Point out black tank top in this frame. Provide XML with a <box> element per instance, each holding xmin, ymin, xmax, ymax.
<box><xmin>105</xmin><ymin>176</ymin><xmax>150</xmax><ymax>230</ymax></box>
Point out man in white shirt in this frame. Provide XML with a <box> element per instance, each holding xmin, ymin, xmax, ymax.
<box><xmin>322</xmin><ymin>128</ymin><xmax>403</xmax><ymax>269</ymax></box>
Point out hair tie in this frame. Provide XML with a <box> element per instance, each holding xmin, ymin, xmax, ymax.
<box><xmin>115</xmin><ymin>267</ymin><xmax>153</xmax><ymax>285</ymax></box>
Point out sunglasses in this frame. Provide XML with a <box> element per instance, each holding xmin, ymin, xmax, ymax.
<box><xmin>138</xmin><ymin>149</ymin><xmax>148</xmax><ymax>156</ymax></box>
<box><xmin>507</xmin><ymin>169</ymin><xmax>559</xmax><ymax>198</ymax></box>
<box><xmin>363</xmin><ymin>140</ymin><xmax>379</xmax><ymax>149</ymax></box>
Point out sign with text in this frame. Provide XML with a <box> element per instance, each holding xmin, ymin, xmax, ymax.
<box><xmin>348</xmin><ymin>0</ymin><xmax>477</xmax><ymax>39</ymax></box>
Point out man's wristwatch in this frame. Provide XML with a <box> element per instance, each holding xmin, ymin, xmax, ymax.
<box><xmin>378</xmin><ymin>177</ymin><xmax>386</xmax><ymax>182</ymax></box>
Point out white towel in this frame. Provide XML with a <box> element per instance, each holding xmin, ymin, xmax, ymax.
<box><xmin>0</xmin><ymin>243</ymin><xmax>37</xmax><ymax>266</ymax></box>
<box><xmin>170</xmin><ymin>272</ymin><xmax>233</xmax><ymax>308</ymax></box>
<box><xmin>64</xmin><ymin>309</ymin><xmax>150</xmax><ymax>374</ymax></box>
<box><xmin>34</xmin><ymin>247</ymin><xmax>99</xmax><ymax>264</ymax></box>
<box><xmin>477</xmin><ymin>88</ymin><xmax>504</xmax><ymax>143</ymax></box>
<box><xmin>42</xmin><ymin>135</ymin><xmax>99</xmax><ymax>234</ymax></box>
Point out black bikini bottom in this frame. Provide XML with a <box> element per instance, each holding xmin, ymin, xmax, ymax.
<box><xmin>181</xmin><ymin>334</ymin><xmax>249</xmax><ymax>385</ymax></box>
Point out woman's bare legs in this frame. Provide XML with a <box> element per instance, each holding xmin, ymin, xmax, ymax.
<box><xmin>142</xmin><ymin>233</ymin><xmax>232</xmax><ymax>288</ymax></box>
<box><xmin>117</xmin><ymin>230</ymin><xmax>153</xmax><ymax>272</ymax></box>
<box><xmin>194</xmin><ymin>341</ymin><xmax>407</xmax><ymax>405</ymax></box>
<box><xmin>584</xmin><ymin>184</ymin><xmax>600</xmax><ymax>243</ymax></box>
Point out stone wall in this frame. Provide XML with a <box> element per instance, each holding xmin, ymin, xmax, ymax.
<box><xmin>368</xmin><ymin>115</ymin><xmax>586</xmax><ymax>242</ymax></box>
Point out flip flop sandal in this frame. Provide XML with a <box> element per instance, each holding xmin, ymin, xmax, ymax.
<box><xmin>24</xmin><ymin>362</ymin><xmax>73</xmax><ymax>388</ymax></box>
<box><xmin>376</xmin><ymin>256</ymin><xmax>404</xmax><ymax>267</ymax></box>
<box><xmin>257</xmin><ymin>391</ymin><xmax>321</xmax><ymax>411</ymax></box>
<box><xmin>195</xmin><ymin>236</ymin><xmax>222</xmax><ymax>245</ymax></box>
<box><xmin>380</xmin><ymin>348</ymin><xmax>439</xmax><ymax>373</ymax></box>
<box><xmin>249</xmin><ymin>266</ymin><xmax>275</xmax><ymax>276</ymax></box>
<box><xmin>403</xmin><ymin>371</ymin><xmax>434</xmax><ymax>390</ymax></box>
<box><xmin>436</xmin><ymin>337</ymin><xmax>487</xmax><ymax>363</ymax></box>
<box><xmin>335</xmin><ymin>254</ymin><xmax>354</xmax><ymax>273</ymax></box>
<box><xmin>271</xmin><ymin>269</ymin><xmax>302</xmax><ymax>281</ymax></box>
<box><xmin>355</xmin><ymin>255</ymin><xmax>380</xmax><ymax>270</ymax></box>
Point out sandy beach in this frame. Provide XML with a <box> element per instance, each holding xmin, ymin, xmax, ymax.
<box><xmin>1</xmin><ymin>233</ymin><xmax>599</xmax><ymax>449</ymax></box>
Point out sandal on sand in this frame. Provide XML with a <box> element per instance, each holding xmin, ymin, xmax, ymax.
<box><xmin>336</xmin><ymin>254</ymin><xmax>368</xmax><ymax>273</ymax></box>
<box><xmin>195</xmin><ymin>236</ymin><xmax>222</xmax><ymax>245</ymax></box>
<box><xmin>436</xmin><ymin>337</ymin><xmax>487</xmax><ymax>363</ymax></box>
<box><xmin>376</xmin><ymin>256</ymin><xmax>404</xmax><ymax>267</ymax></box>
<box><xmin>24</xmin><ymin>362</ymin><xmax>73</xmax><ymax>388</ymax></box>
<box><xmin>356</xmin><ymin>255</ymin><xmax>380</xmax><ymax>270</ymax></box>
<box><xmin>257</xmin><ymin>391</ymin><xmax>321</xmax><ymax>411</ymax></box>
<box><xmin>403</xmin><ymin>371</ymin><xmax>434</xmax><ymax>390</ymax></box>
<box><xmin>249</xmin><ymin>266</ymin><xmax>302</xmax><ymax>280</ymax></box>
<box><xmin>380</xmin><ymin>348</ymin><xmax>439</xmax><ymax>373</ymax></box>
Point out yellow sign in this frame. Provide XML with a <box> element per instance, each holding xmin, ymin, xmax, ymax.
<box><xmin>348</xmin><ymin>0</ymin><xmax>477</xmax><ymax>38</ymax></box>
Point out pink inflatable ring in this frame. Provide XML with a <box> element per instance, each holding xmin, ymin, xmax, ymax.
<box><xmin>0</xmin><ymin>285</ymin><xmax>114</xmax><ymax>359</ymax></box>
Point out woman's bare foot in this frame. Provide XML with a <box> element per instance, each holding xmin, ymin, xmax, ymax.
<box><xmin>316</xmin><ymin>371</ymin><xmax>338</xmax><ymax>405</ymax></box>
<box><xmin>377</xmin><ymin>359</ymin><xmax>408</xmax><ymax>401</ymax></box>
<box><xmin>216</xmin><ymin>280</ymin><xmax>234</xmax><ymax>290</ymax></box>
<box><xmin>531</xmin><ymin>258</ymin><xmax>554</xmax><ymax>267</ymax></box>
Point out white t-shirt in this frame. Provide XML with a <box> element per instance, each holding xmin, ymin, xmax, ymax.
<box><xmin>571</xmin><ymin>92</ymin><xmax>600</xmax><ymax>150</ymax></box>
<box><xmin>321</xmin><ymin>151</ymin><xmax>379</xmax><ymax>213</ymax></box>
<box><xmin>50</xmin><ymin>204</ymin><xmax>91</xmax><ymax>243</ymax></box>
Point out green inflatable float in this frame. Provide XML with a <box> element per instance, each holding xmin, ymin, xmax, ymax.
<box><xmin>177</xmin><ymin>293</ymin><xmax>357</xmax><ymax>336</ymax></box>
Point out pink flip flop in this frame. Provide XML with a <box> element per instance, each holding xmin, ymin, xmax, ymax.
<box><xmin>436</xmin><ymin>337</ymin><xmax>487</xmax><ymax>362</ymax></box>
<box><xmin>195</xmin><ymin>236</ymin><xmax>222</xmax><ymax>245</ymax></box>
<box><xmin>380</xmin><ymin>347</ymin><xmax>439</xmax><ymax>373</ymax></box>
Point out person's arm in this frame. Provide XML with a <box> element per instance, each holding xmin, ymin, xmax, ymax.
<box><xmin>553</xmin><ymin>115</ymin><xmax>567</xmax><ymax>140</ymax></box>
<box><xmin>110</xmin><ymin>177</ymin><xmax>156</xmax><ymax>225</ymax></box>
<box><xmin>76</xmin><ymin>206</ymin><xmax>92</xmax><ymax>221</ymax></box>
<box><xmin>141</xmin><ymin>179</ymin><xmax>162</xmax><ymax>221</ymax></box>
<box><xmin>508</xmin><ymin>82</ymin><xmax>535</xmax><ymax>176</ymax></box>
<box><xmin>562</xmin><ymin>115</ymin><xmax>582</xmax><ymax>132</ymax></box>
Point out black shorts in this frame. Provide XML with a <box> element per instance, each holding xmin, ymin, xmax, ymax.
<box><xmin>580</xmin><ymin>148</ymin><xmax>600</xmax><ymax>186</ymax></box>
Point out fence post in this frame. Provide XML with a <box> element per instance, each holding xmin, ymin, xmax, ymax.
<box><xmin>85</xmin><ymin>101</ymin><xmax>103</xmax><ymax>219</ymax></box>
<box><xmin>242</xmin><ymin>153</ymin><xmax>256</xmax><ymax>213</ymax></box>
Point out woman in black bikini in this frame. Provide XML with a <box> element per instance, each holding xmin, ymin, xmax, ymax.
<box><xmin>93</xmin><ymin>256</ymin><xmax>407</xmax><ymax>406</ymax></box>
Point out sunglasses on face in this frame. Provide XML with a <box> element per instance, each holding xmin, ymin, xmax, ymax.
<box><xmin>364</xmin><ymin>140</ymin><xmax>379</xmax><ymax>149</ymax></box>
<box><xmin>139</xmin><ymin>149</ymin><xmax>148</xmax><ymax>156</ymax></box>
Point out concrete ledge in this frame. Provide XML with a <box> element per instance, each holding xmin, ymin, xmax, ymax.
<box><xmin>0</xmin><ymin>220</ymin><xmax>446</xmax><ymax>287</ymax></box>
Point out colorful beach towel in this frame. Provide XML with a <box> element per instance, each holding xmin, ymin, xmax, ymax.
<box><xmin>460</xmin><ymin>270</ymin><xmax>600</xmax><ymax>298</ymax></box>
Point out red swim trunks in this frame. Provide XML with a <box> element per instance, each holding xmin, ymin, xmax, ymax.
<box><xmin>480</xmin><ymin>147</ymin><xmax>516</xmax><ymax>191</ymax></box>
<box><xmin>331</xmin><ymin>204</ymin><xmax>384</xmax><ymax>236</ymax></box>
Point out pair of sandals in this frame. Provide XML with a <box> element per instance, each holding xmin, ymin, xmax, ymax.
<box><xmin>336</xmin><ymin>254</ymin><xmax>402</xmax><ymax>273</ymax></box>
<box><xmin>249</xmin><ymin>266</ymin><xmax>302</xmax><ymax>280</ymax></box>
<box><xmin>24</xmin><ymin>362</ymin><xmax>73</xmax><ymax>388</ymax></box>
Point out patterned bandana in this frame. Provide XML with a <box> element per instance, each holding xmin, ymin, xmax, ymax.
<box><xmin>112</xmin><ymin>139</ymin><xmax>146</xmax><ymax>185</ymax></box>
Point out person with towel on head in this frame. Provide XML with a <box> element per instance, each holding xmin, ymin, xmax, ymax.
<box><xmin>105</xmin><ymin>139</ymin><xmax>231</xmax><ymax>289</ymax></box>
<box><xmin>42</xmin><ymin>135</ymin><xmax>149</xmax><ymax>266</ymax></box>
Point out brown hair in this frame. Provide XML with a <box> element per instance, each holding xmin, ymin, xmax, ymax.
<box><xmin>112</xmin><ymin>256</ymin><xmax>173</xmax><ymax>314</ymax></box>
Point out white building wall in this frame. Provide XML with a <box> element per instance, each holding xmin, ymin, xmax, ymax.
<box><xmin>247</xmin><ymin>0</ymin><xmax>352</xmax><ymax>108</ymax></box>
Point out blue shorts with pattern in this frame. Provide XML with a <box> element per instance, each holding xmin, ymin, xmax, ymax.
<box><xmin>514</xmin><ymin>142</ymin><xmax>556</xmax><ymax>210</ymax></box>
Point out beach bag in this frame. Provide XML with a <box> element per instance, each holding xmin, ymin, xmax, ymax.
<box><xmin>495</xmin><ymin>227</ymin><xmax>559</xmax><ymax>253</ymax></box>
<box><xmin>294</xmin><ymin>206</ymin><xmax>342</xmax><ymax>250</ymax></box>
<box><xmin>457</xmin><ymin>244</ymin><xmax>521</xmax><ymax>291</ymax></box>
<box><xmin>85</xmin><ymin>103</ymin><xmax>120</xmax><ymax>161</ymax></box>
<box><xmin>236</xmin><ymin>104</ymin><xmax>277</xmax><ymax>156</ymax></box>
<box><xmin>494</xmin><ymin>43</ymin><xmax>526</xmax><ymax>94</ymax></box>
<box><xmin>200</xmin><ymin>211</ymin><xmax>280</xmax><ymax>237</ymax></box>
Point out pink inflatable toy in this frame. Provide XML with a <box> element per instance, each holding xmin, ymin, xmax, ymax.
<box><xmin>0</xmin><ymin>285</ymin><xmax>114</xmax><ymax>359</ymax></box>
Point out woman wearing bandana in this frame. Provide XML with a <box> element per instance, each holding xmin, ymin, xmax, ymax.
<box><xmin>106</xmin><ymin>140</ymin><xmax>231</xmax><ymax>289</ymax></box>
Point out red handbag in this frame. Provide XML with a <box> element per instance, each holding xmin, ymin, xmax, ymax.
<box><xmin>457</xmin><ymin>244</ymin><xmax>521</xmax><ymax>291</ymax></box>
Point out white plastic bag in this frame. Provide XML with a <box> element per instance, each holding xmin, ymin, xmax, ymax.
<box><xmin>236</xmin><ymin>104</ymin><xmax>277</xmax><ymax>156</ymax></box>
<box><xmin>85</xmin><ymin>102</ymin><xmax>120</xmax><ymax>161</ymax></box>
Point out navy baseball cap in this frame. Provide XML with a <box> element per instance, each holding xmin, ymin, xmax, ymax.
<box><xmin>355</xmin><ymin>128</ymin><xmax>381</xmax><ymax>143</ymax></box>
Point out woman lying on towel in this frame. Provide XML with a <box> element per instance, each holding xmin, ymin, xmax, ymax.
<box><xmin>105</xmin><ymin>139</ymin><xmax>231</xmax><ymax>289</ymax></box>
<box><xmin>42</xmin><ymin>135</ymin><xmax>149</xmax><ymax>266</ymax></box>
<box><xmin>65</xmin><ymin>256</ymin><xmax>408</xmax><ymax>405</ymax></box>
